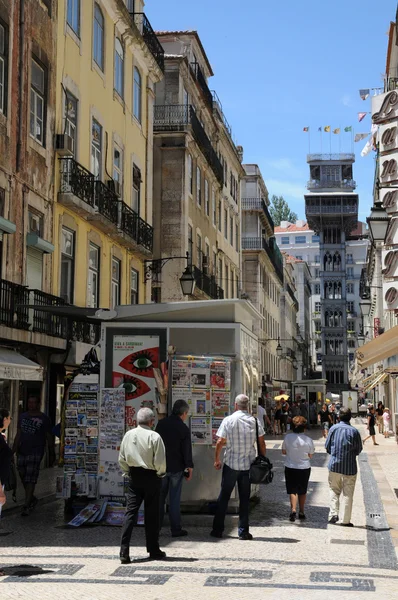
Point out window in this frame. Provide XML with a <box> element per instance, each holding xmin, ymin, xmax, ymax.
<box><xmin>91</xmin><ymin>118</ymin><xmax>102</xmax><ymax>178</ymax></box>
<box><xmin>218</xmin><ymin>201</ymin><xmax>222</xmax><ymax>232</ymax></box>
<box><xmin>188</xmin><ymin>154</ymin><xmax>193</xmax><ymax>195</ymax></box>
<box><xmin>314</xmin><ymin>254</ymin><xmax>320</xmax><ymax>263</ymax></box>
<box><xmin>347</xmin><ymin>267</ymin><xmax>354</xmax><ymax>278</ymax></box>
<box><xmin>346</xmin><ymin>283</ymin><xmax>354</xmax><ymax>294</ymax></box>
<box><xmin>67</xmin><ymin>0</ymin><xmax>80</xmax><ymax>36</ymax></box>
<box><xmin>314</xmin><ymin>301</ymin><xmax>321</xmax><ymax>312</ymax></box>
<box><xmin>113</xmin><ymin>146</ymin><xmax>123</xmax><ymax>193</ymax></box>
<box><xmin>196</xmin><ymin>167</ymin><xmax>201</xmax><ymax>205</ymax></box>
<box><xmin>235</xmin><ymin>224</ymin><xmax>239</xmax><ymax>251</ymax></box>
<box><xmin>295</xmin><ymin>235</ymin><xmax>306</xmax><ymax>244</ymax></box>
<box><xmin>212</xmin><ymin>187</ymin><xmax>216</xmax><ymax>225</ymax></box>
<box><xmin>183</xmin><ymin>87</ymin><xmax>189</xmax><ymax>106</ymax></box>
<box><xmin>64</xmin><ymin>91</ymin><xmax>78</xmax><ymax>156</ymax></box>
<box><xmin>312</xmin><ymin>235</ymin><xmax>320</xmax><ymax>243</ymax></box>
<box><xmin>348</xmin><ymin>339</ymin><xmax>356</xmax><ymax>349</ymax></box>
<box><xmin>296</xmin><ymin>255</ymin><xmax>303</xmax><ymax>260</ymax></box>
<box><xmin>0</xmin><ymin>20</ymin><xmax>8</xmax><ymax>115</ymax></box>
<box><xmin>218</xmin><ymin>258</ymin><xmax>223</xmax><ymax>287</ymax></box>
<box><xmin>88</xmin><ymin>243</ymin><xmax>100</xmax><ymax>308</ymax></box>
<box><xmin>315</xmin><ymin>269</ymin><xmax>320</xmax><ymax>278</ymax></box>
<box><xmin>347</xmin><ymin>301</ymin><xmax>354</xmax><ymax>313</ymax></box>
<box><xmin>314</xmin><ymin>284</ymin><xmax>320</xmax><ymax>294</ymax></box>
<box><xmin>130</xmin><ymin>268</ymin><xmax>139</xmax><ymax>304</ymax></box>
<box><xmin>132</xmin><ymin>164</ymin><xmax>141</xmax><ymax>213</ymax></box>
<box><xmin>111</xmin><ymin>257</ymin><xmax>121</xmax><ymax>308</ymax></box>
<box><xmin>225</xmin><ymin>265</ymin><xmax>229</xmax><ymax>298</ymax></box>
<box><xmin>204</xmin><ymin>179</ymin><xmax>209</xmax><ymax>216</ymax></box>
<box><xmin>224</xmin><ymin>208</ymin><xmax>228</xmax><ymax>239</ymax></box>
<box><xmin>281</xmin><ymin>236</ymin><xmax>289</xmax><ymax>244</ymax></box>
<box><xmin>30</xmin><ymin>58</ymin><xmax>45</xmax><ymax>145</ymax></box>
<box><xmin>223</xmin><ymin>159</ymin><xmax>228</xmax><ymax>187</ymax></box>
<box><xmin>204</xmin><ymin>242</ymin><xmax>210</xmax><ymax>273</ymax></box>
<box><xmin>60</xmin><ymin>228</ymin><xmax>74</xmax><ymax>303</ymax></box>
<box><xmin>28</xmin><ymin>210</ymin><xmax>44</xmax><ymax>237</ymax></box>
<box><xmin>133</xmin><ymin>67</ymin><xmax>142</xmax><ymax>122</ymax></box>
<box><xmin>346</xmin><ymin>253</ymin><xmax>353</xmax><ymax>264</ymax></box>
<box><xmin>349</xmin><ymin>353</ymin><xmax>354</xmax><ymax>363</ymax></box>
<box><xmin>93</xmin><ymin>4</ymin><xmax>104</xmax><ymax>71</ymax></box>
<box><xmin>347</xmin><ymin>320</ymin><xmax>355</xmax><ymax>331</ymax></box>
<box><xmin>196</xmin><ymin>233</ymin><xmax>202</xmax><ymax>267</ymax></box>
<box><xmin>230</xmin><ymin>216</ymin><xmax>234</xmax><ymax>245</ymax></box>
<box><xmin>188</xmin><ymin>225</ymin><xmax>193</xmax><ymax>265</ymax></box>
<box><xmin>114</xmin><ymin>38</ymin><xmax>124</xmax><ymax>97</ymax></box>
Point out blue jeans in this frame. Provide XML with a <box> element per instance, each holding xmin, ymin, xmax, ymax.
<box><xmin>212</xmin><ymin>464</ymin><xmax>251</xmax><ymax>536</ymax></box>
<box><xmin>159</xmin><ymin>471</ymin><xmax>184</xmax><ymax>533</ymax></box>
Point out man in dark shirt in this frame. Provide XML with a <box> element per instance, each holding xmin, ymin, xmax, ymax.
<box><xmin>12</xmin><ymin>396</ymin><xmax>54</xmax><ymax>516</ymax></box>
<box><xmin>156</xmin><ymin>399</ymin><xmax>193</xmax><ymax>537</ymax></box>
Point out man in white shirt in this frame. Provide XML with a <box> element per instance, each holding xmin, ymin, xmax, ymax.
<box><xmin>211</xmin><ymin>394</ymin><xmax>266</xmax><ymax>540</ymax></box>
<box><xmin>119</xmin><ymin>408</ymin><xmax>166</xmax><ymax>563</ymax></box>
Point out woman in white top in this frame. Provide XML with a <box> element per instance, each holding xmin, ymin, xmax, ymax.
<box><xmin>282</xmin><ymin>416</ymin><xmax>315</xmax><ymax>522</ymax></box>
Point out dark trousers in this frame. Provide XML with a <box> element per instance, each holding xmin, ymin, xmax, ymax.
<box><xmin>159</xmin><ymin>471</ymin><xmax>184</xmax><ymax>533</ymax></box>
<box><xmin>212</xmin><ymin>464</ymin><xmax>251</xmax><ymax>536</ymax></box>
<box><xmin>120</xmin><ymin>467</ymin><xmax>161</xmax><ymax>556</ymax></box>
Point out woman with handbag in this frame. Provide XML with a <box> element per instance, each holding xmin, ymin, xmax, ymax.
<box><xmin>0</xmin><ymin>408</ymin><xmax>13</xmax><ymax>521</ymax></box>
<box><xmin>282</xmin><ymin>416</ymin><xmax>315</xmax><ymax>522</ymax></box>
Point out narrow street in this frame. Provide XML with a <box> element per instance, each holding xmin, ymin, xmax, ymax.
<box><xmin>1</xmin><ymin>422</ymin><xmax>397</xmax><ymax>600</ymax></box>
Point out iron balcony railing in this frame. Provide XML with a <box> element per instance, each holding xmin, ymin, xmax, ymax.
<box><xmin>307</xmin><ymin>153</ymin><xmax>355</xmax><ymax>162</ymax></box>
<box><xmin>69</xmin><ymin>320</ymin><xmax>100</xmax><ymax>345</ymax></box>
<box><xmin>306</xmin><ymin>200</ymin><xmax>358</xmax><ymax>215</ymax></box>
<box><xmin>241</xmin><ymin>198</ymin><xmax>274</xmax><ymax>229</ymax></box>
<box><xmin>130</xmin><ymin>12</ymin><xmax>164</xmax><ymax>72</ymax></box>
<box><xmin>190</xmin><ymin>62</ymin><xmax>213</xmax><ymax>109</ymax></box>
<box><xmin>307</xmin><ymin>179</ymin><xmax>356</xmax><ymax>190</ymax></box>
<box><xmin>153</xmin><ymin>105</ymin><xmax>223</xmax><ymax>185</ymax></box>
<box><xmin>193</xmin><ymin>266</ymin><xmax>224</xmax><ymax>299</ymax></box>
<box><xmin>31</xmin><ymin>290</ymin><xmax>67</xmax><ymax>337</ymax></box>
<box><xmin>0</xmin><ymin>280</ymin><xmax>30</xmax><ymax>330</ymax></box>
<box><xmin>241</xmin><ymin>237</ymin><xmax>284</xmax><ymax>283</ymax></box>
<box><xmin>59</xmin><ymin>158</ymin><xmax>153</xmax><ymax>253</ymax></box>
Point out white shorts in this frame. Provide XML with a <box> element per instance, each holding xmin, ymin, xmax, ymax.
<box><xmin>383</xmin><ymin>424</ymin><xmax>390</xmax><ymax>434</ymax></box>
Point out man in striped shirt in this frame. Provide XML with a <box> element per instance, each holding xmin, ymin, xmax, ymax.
<box><xmin>211</xmin><ymin>394</ymin><xmax>265</xmax><ymax>540</ymax></box>
<box><xmin>325</xmin><ymin>407</ymin><xmax>362</xmax><ymax>527</ymax></box>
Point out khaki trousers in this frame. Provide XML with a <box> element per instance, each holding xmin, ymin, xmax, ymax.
<box><xmin>328</xmin><ymin>471</ymin><xmax>357</xmax><ymax>524</ymax></box>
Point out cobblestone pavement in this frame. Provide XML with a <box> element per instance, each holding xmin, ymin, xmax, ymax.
<box><xmin>1</xmin><ymin>425</ymin><xmax>398</xmax><ymax>600</ymax></box>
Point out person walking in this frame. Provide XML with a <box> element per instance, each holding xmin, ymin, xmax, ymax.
<box><xmin>383</xmin><ymin>408</ymin><xmax>391</xmax><ymax>439</ymax></box>
<box><xmin>318</xmin><ymin>403</ymin><xmax>332</xmax><ymax>439</ymax></box>
<box><xmin>376</xmin><ymin>402</ymin><xmax>384</xmax><ymax>434</ymax></box>
<box><xmin>12</xmin><ymin>396</ymin><xmax>54</xmax><ymax>516</ymax></box>
<box><xmin>282</xmin><ymin>416</ymin><xmax>315</xmax><ymax>521</ymax></box>
<box><xmin>274</xmin><ymin>402</ymin><xmax>282</xmax><ymax>435</ymax></box>
<box><xmin>156</xmin><ymin>399</ymin><xmax>193</xmax><ymax>537</ymax></box>
<box><xmin>119</xmin><ymin>408</ymin><xmax>167</xmax><ymax>563</ymax></box>
<box><xmin>363</xmin><ymin>406</ymin><xmax>379</xmax><ymax>446</ymax></box>
<box><xmin>325</xmin><ymin>407</ymin><xmax>363</xmax><ymax>527</ymax></box>
<box><xmin>257</xmin><ymin>398</ymin><xmax>271</xmax><ymax>432</ymax></box>
<box><xmin>0</xmin><ymin>408</ymin><xmax>13</xmax><ymax>531</ymax></box>
<box><xmin>211</xmin><ymin>394</ymin><xmax>266</xmax><ymax>540</ymax></box>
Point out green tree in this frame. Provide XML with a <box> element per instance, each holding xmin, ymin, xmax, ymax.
<box><xmin>269</xmin><ymin>195</ymin><xmax>298</xmax><ymax>226</ymax></box>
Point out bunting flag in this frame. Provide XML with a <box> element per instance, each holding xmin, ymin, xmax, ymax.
<box><xmin>354</xmin><ymin>133</ymin><xmax>369</xmax><ymax>142</ymax></box>
<box><xmin>303</xmin><ymin>127</ymin><xmax>309</xmax><ymax>132</ymax></box>
<box><xmin>318</xmin><ymin>126</ymin><xmax>322</xmax><ymax>132</ymax></box>
<box><xmin>333</xmin><ymin>128</ymin><xmax>340</xmax><ymax>134</ymax></box>
<box><xmin>359</xmin><ymin>89</ymin><xmax>370</xmax><ymax>101</ymax></box>
<box><xmin>358</xmin><ymin>112</ymin><xmax>367</xmax><ymax>122</ymax></box>
<box><xmin>324</xmin><ymin>126</ymin><xmax>331</xmax><ymax>132</ymax></box>
<box><xmin>344</xmin><ymin>126</ymin><xmax>352</xmax><ymax>132</ymax></box>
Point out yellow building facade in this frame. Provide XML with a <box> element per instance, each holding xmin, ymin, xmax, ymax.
<box><xmin>52</xmin><ymin>0</ymin><xmax>163</xmax><ymax>308</ymax></box>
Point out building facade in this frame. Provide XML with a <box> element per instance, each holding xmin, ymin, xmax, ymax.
<box><xmin>152</xmin><ymin>31</ymin><xmax>242</xmax><ymax>302</ymax></box>
<box><xmin>241</xmin><ymin>164</ymin><xmax>284</xmax><ymax>395</ymax></box>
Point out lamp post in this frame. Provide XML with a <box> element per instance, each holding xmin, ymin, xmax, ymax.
<box><xmin>144</xmin><ymin>252</ymin><xmax>196</xmax><ymax>297</ymax></box>
<box><xmin>366</xmin><ymin>202</ymin><xmax>389</xmax><ymax>244</ymax></box>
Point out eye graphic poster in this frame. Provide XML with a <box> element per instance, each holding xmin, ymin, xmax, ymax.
<box><xmin>112</xmin><ymin>335</ymin><xmax>160</xmax><ymax>429</ymax></box>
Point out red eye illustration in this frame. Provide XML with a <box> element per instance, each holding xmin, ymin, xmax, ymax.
<box><xmin>119</xmin><ymin>347</ymin><xmax>159</xmax><ymax>378</ymax></box>
<box><xmin>112</xmin><ymin>373</ymin><xmax>151</xmax><ymax>400</ymax></box>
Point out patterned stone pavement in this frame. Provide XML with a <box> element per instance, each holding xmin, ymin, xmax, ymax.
<box><xmin>1</xmin><ymin>424</ymin><xmax>398</xmax><ymax>600</ymax></box>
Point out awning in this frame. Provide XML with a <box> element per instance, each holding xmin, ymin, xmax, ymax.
<box><xmin>0</xmin><ymin>348</ymin><xmax>43</xmax><ymax>381</ymax></box>
<box><xmin>356</xmin><ymin>324</ymin><xmax>398</xmax><ymax>369</ymax></box>
<box><xmin>363</xmin><ymin>371</ymin><xmax>388</xmax><ymax>392</ymax></box>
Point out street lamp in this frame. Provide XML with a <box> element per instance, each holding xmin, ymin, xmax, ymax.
<box><xmin>276</xmin><ymin>339</ymin><xmax>283</xmax><ymax>358</ymax></box>
<box><xmin>144</xmin><ymin>252</ymin><xmax>196</xmax><ymax>296</ymax></box>
<box><xmin>179</xmin><ymin>264</ymin><xmax>196</xmax><ymax>296</ymax></box>
<box><xmin>359</xmin><ymin>299</ymin><xmax>372</xmax><ymax>318</ymax></box>
<box><xmin>366</xmin><ymin>202</ymin><xmax>389</xmax><ymax>243</ymax></box>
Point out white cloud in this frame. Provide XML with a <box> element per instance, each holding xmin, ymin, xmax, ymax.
<box><xmin>341</xmin><ymin>94</ymin><xmax>351</xmax><ymax>107</ymax></box>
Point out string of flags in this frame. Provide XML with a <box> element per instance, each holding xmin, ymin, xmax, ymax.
<box><xmin>302</xmin><ymin>126</ymin><xmax>370</xmax><ymax>142</ymax></box>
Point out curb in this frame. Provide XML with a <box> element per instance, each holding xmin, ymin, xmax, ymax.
<box><xmin>2</xmin><ymin>492</ymin><xmax>57</xmax><ymax>517</ymax></box>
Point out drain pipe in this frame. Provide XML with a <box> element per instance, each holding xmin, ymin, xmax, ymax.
<box><xmin>16</xmin><ymin>0</ymin><xmax>25</xmax><ymax>172</ymax></box>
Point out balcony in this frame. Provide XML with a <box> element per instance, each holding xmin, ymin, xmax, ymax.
<box><xmin>59</xmin><ymin>158</ymin><xmax>153</xmax><ymax>255</ymax></box>
<box><xmin>307</xmin><ymin>179</ymin><xmax>356</xmax><ymax>191</ymax></box>
<box><xmin>190</xmin><ymin>62</ymin><xmax>213</xmax><ymax>110</ymax></box>
<box><xmin>31</xmin><ymin>290</ymin><xmax>67</xmax><ymax>338</ymax></box>
<box><xmin>153</xmin><ymin>105</ymin><xmax>223</xmax><ymax>185</ymax></box>
<box><xmin>306</xmin><ymin>197</ymin><xmax>358</xmax><ymax>215</ymax></box>
<box><xmin>193</xmin><ymin>266</ymin><xmax>224</xmax><ymax>299</ymax></box>
<box><xmin>0</xmin><ymin>280</ymin><xmax>30</xmax><ymax>330</ymax></box>
<box><xmin>307</xmin><ymin>153</ymin><xmax>355</xmax><ymax>163</ymax></box>
<box><xmin>130</xmin><ymin>13</ymin><xmax>164</xmax><ymax>72</ymax></box>
<box><xmin>241</xmin><ymin>198</ymin><xmax>274</xmax><ymax>230</ymax></box>
<box><xmin>242</xmin><ymin>237</ymin><xmax>283</xmax><ymax>283</ymax></box>
<box><xmin>286</xmin><ymin>283</ymin><xmax>298</xmax><ymax>308</ymax></box>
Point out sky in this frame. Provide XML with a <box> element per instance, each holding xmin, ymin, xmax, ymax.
<box><xmin>146</xmin><ymin>0</ymin><xmax>398</xmax><ymax>223</ymax></box>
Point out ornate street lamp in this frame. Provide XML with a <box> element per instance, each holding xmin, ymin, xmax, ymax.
<box><xmin>276</xmin><ymin>339</ymin><xmax>283</xmax><ymax>358</ymax></box>
<box><xmin>359</xmin><ymin>299</ymin><xmax>372</xmax><ymax>318</ymax></box>
<box><xmin>179</xmin><ymin>264</ymin><xmax>196</xmax><ymax>296</ymax></box>
<box><xmin>366</xmin><ymin>202</ymin><xmax>389</xmax><ymax>243</ymax></box>
<box><xmin>144</xmin><ymin>252</ymin><xmax>196</xmax><ymax>296</ymax></box>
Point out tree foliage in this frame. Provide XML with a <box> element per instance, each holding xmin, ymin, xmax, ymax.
<box><xmin>269</xmin><ymin>195</ymin><xmax>298</xmax><ymax>226</ymax></box>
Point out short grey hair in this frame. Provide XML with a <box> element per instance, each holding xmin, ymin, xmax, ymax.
<box><xmin>172</xmin><ymin>399</ymin><xmax>189</xmax><ymax>416</ymax></box>
<box><xmin>137</xmin><ymin>407</ymin><xmax>155</xmax><ymax>425</ymax></box>
<box><xmin>235</xmin><ymin>394</ymin><xmax>249</xmax><ymax>410</ymax></box>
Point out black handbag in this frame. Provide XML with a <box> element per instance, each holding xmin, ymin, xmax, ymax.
<box><xmin>249</xmin><ymin>418</ymin><xmax>273</xmax><ymax>485</ymax></box>
<box><xmin>4</xmin><ymin>457</ymin><xmax>17</xmax><ymax>502</ymax></box>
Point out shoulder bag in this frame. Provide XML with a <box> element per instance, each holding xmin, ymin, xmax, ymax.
<box><xmin>249</xmin><ymin>418</ymin><xmax>273</xmax><ymax>485</ymax></box>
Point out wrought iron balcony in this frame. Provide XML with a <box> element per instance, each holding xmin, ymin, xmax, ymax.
<box><xmin>31</xmin><ymin>290</ymin><xmax>68</xmax><ymax>337</ymax></box>
<box><xmin>307</xmin><ymin>153</ymin><xmax>355</xmax><ymax>163</ymax></box>
<box><xmin>94</xmin><ymin>180</ymin><xmax>119</xmax><ymax>226</ymax></box>
<box><xmin>69</xmin><ymin>320</ymin><xmax>100</xmax><ymax>345</ymax></box>
<box><xmin>130</xmin><ymin>13</ymin><xmax>164</xmax><ymax>72</ymax></box>
<box><xmin>154</xmin><ymin>105</ymin><xmax>223</xmax><ymax>185</ymax></box>
<box><xmin>120</xmin><ymin>202</ymin><xmax>153</xmax><ymax>253</ymax></box>
<box><xmin>307</xmin><ymin>179</ymin><xmax>356</xmax><ymax>191</ymax></box>
<box><xmin>306</xmin><ymin>197</ymin><xmax>358</xmax><ymax>215</ymax></box>
<box><xmin>0</xmin><ymin>279</ymin><xmax>30</xmax><ymax>330</ymax></box>
<box><xmin>193</xmin><ymin>266</ymin><xmax>224</xmax><ymax>299</ymax></box>
<box><xmin>241</xmin><ymin>198</ymin><xmax>274</xmax><ymax>230</ymax></box>
<box><xmin>242</xmin><ymin>237</ymin><xmax>283</xmax><ymax>283</ymax></box>
<box><xmin>59</xmin><ymin>157</ymin><xmax>95</xmax><ymax>207</ymax></box>
<box><xmin>190</xmin><ymin>62</ymin><xmax>213</xmax><ymax>109</ymax></box>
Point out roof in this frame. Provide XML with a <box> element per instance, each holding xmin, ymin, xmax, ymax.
<box><xmin>156</xmin><ymin>31</ymin><xmax>214</xmax><ymax>76</ymax></box>
<box><xmin>349</xmin><ymin>221</ymin><xmax>367</xmax><ymax>237</ymax></box>
<box><xmin>275</xmin><ymin>223</ymin><xmax>312</xmax><ymax>233</ymax></box>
